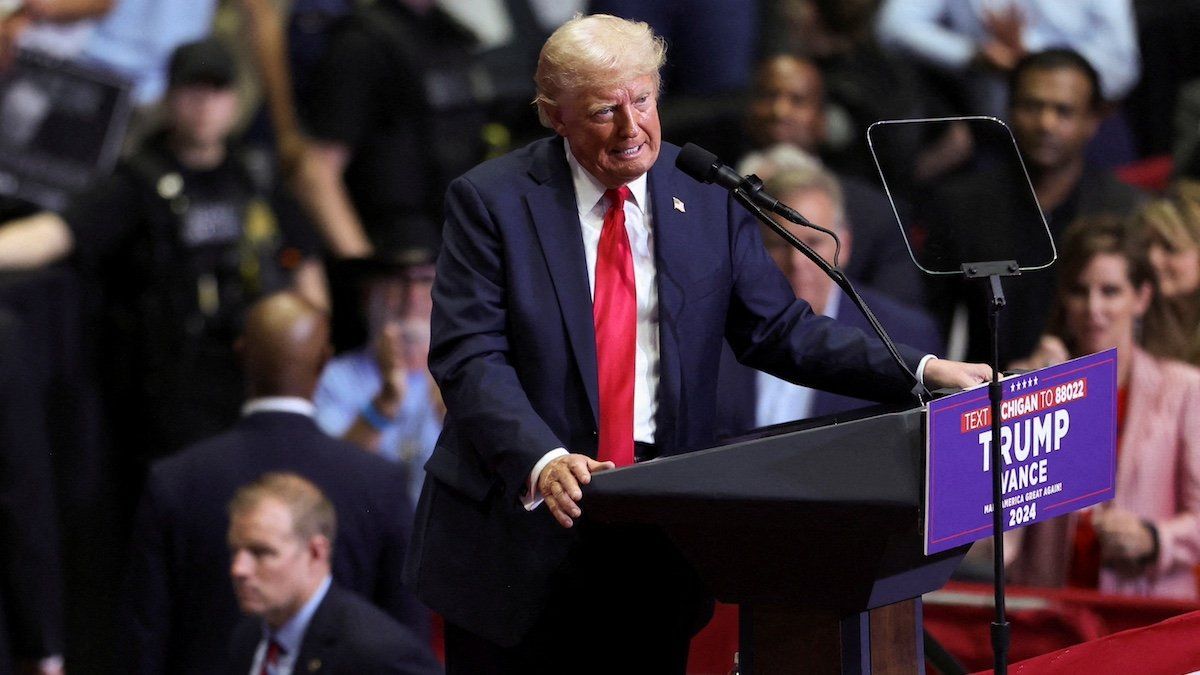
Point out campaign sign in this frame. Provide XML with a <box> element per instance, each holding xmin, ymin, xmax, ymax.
<box><xmin>924</xmin><ymin>348</ymin><xmax>1117</xmax><ymax>555</ymax></box>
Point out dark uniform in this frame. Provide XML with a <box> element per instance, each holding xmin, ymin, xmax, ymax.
<box><xmin>63</xmin><ymin>132</ymin><xmax>318</xmax><ymax>466</ymax></box>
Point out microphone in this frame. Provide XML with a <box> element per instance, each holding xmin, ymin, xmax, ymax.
<box><xmin>675</xmin><ymin>143</ymin><xmax>806</xmax><ymax>224</ymax></box>
<box><xmin>674</xmin><ymin>143</ymin><xmax>929</xmax><ymax>404</ymax></box>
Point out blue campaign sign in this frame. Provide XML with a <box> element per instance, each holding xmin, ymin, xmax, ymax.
<box><xmin>924</xmin><ymin>349</ymin><xmax>1118</xmax><ymax>555</ymax></box>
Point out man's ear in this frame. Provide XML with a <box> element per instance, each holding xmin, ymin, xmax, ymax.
<box><xmin>542</xmin><ymin>101</ymin><xmax>567</xmax><ymax>136</ymax></box>
<box><xmin>308</xmin><ymin>534</ymin><xmax>331</xmax><ymax>564</ymax></box>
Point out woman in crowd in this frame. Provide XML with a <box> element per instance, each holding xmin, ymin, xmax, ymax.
<box><xmin>1007</xmin><ymin>216</ymin><xmax>1200</xmax><ymax>599</ymax></box>
<box><xmin>1133</xmin><ymin>186</ymin><xmax>1200</xmax><ymax>367</ymax></box>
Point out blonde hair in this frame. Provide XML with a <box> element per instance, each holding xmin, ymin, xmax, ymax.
<box><xmin>762</xmin><ymin>165</ymin><xmax>847</xmax><ymax>232</ymax></box>
<box><xmin>228</xmin><ymin>472</ymin><xmax>337</xmax><ymax>546</ymax></box>
<box><xmin>736</xmin><ymin>143</ymin><xmax>823</xmax><ymax>181</ymax></box>
<box><xmin>1134</xmin><ymin>189</ymin><xmax>1200</xmax><ymax>254</ymax></box>
<box><xmin>1137</xmin><ymin>183</ymin><xmax>1200</xmax><ymax>365</ymax></box>
<box><xmin>533</xmin><ymin>14</ymin><xmax>666</xmax><ymax>128</ymax></box>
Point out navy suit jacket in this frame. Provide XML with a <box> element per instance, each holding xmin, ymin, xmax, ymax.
<box><xmin>226</xmin><ymin>584</ymin><xmax>441</xmax><ymax>675</ymax></box>
<box><xmin>122</xmin><ymin>411</ymin><xmax>426</xmax><ymax>675</ymax></box>
<box><xmin>403</xmin><ymin>136</ymin><xmax>927</xmax><ymax>647</ymax></box>
<box><xmin>715</xmin><ymin>286</ymin><xmax>944</xmax><ymax>439</ymax></box>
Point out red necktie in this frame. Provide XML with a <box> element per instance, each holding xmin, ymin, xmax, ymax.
<box><xmin>260</xmin><ymin>638</ymin><xmax>283</xmax><ymax>675</ymax></box>
<box><xmin>593</xmin><ymin>186</ymin><xmax>636</xmax><ymax>467</ymax></box>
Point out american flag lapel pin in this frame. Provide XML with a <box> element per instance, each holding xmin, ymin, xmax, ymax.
<box><xmin>673</xmin><ymin>196</ymin><xmax>685</xmax><ymax>213</ymax></box>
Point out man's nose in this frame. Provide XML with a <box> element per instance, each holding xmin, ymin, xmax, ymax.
<box><xmin>230</xmin><ymin>550</ymin><xmax>251</xmax><ymax>578</ymax></box>
<box><xmin>1037</xmin><ymin>107</ymin><xmax>1059</xmax><ymax>131</ymax></box>
<box><xmin>615</xmin><ymin>105</ymin><xmax>639</xmax><ymax>137</ymax></box>
<box><xmin>769</xmin><ymin>93</ymin><xmax>793</xmax><ymax>120</ymax></box>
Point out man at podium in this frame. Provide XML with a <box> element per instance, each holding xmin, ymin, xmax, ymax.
<box><xmin>402</xmin><ymin>13</ymin><xmax>991</xmax><ymax>675</ymax></box>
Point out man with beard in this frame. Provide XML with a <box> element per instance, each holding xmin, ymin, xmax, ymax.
<box><xmin>921</xmin><ymin>48</ymin><xmax>1147</xmax><ymax>366</ymax></box>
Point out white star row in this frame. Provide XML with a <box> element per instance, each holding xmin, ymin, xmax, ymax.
<box><xmin>1009</xmin><ymin>375</ymin><xmax>1040</xmax><ymax>393</ymax></box>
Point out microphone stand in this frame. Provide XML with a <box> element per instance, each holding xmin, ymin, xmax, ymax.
<box><xmin>729</xmin><ymin>180</ymin><xmax>930</xmax><ymax>405</ymax></box>
<box><xmin>961</xmin><ymin>261</ymin><xmax>1020</xmax><ymax>675</ymax></box>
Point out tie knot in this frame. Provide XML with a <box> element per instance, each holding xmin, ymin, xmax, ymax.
<box><xmin>266</xmin><ymin>638</ymin><xmax>285</xmax><ymax>664</ymax></box>
<box><xmin>605</xmin><ymin>186</ymin><xmax>631</xmax><ymax>211</ymax></box>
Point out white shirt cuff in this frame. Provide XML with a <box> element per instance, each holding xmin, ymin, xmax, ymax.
<box><xmin>522</xmin><ymin>448</ymin><xmax>569</xmax><ymax>511</ymax></box>
<box><xmin>916</xmin><ymin>354</ymin><xmax>937</xmax><ymax>386</ymax></box>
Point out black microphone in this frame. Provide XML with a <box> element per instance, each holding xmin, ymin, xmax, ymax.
<box><xmin>675</xmin><ymin>143</ymin><xmax>929</xmax><ymax>404</ymax></box>
<box><xmin>675</xmin><ymin>143</ymin><xmax>806</xmax><ymax>224</ymax></box>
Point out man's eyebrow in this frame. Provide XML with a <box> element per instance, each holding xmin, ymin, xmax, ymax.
<box><xmin>586</xmin><ymin>100</ymin><xmax>616</xmax><ymax>115</ymax></box>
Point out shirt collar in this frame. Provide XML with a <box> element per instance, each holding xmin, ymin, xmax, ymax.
<box><xmin>241</xmin><ymin>397</ymin><xmax>316</xmax><ymax>418</ymax></box>
<box><xmin>823</xmin><ymin>285</ymin><xmax>842</xmax><ymax>319</ymax></box>
<box><xmin>563</xmin><ymin>138</ymin><xmax>648</xmax><ymax>218</ymax></box>
<box><xmin>264</xmin><ymin>575</ymin><xmax>332</xmax><ymax>658</ymax></box>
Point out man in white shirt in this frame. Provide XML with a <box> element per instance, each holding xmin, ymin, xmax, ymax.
<box><xmin>715</xmin><ymin>164</ymin><xmax>945</xmax><ymax>438</ymax></box>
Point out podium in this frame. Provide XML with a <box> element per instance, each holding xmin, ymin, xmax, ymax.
<box><xmin>586</xmin><ymin>405</ymin><xmax>965</xmax><ymax>674</ymax></box>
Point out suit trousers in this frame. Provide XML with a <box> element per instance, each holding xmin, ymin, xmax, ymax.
<box><xmin>445</xmin><ymin>521</ymin><xmax>713</xmax><ymax>675</ymax></box>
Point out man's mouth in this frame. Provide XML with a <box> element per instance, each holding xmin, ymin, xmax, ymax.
<box><xmin>614</xmin><ymin>142</ymin><xmax>645</xmax><ymax>158</ymax></box>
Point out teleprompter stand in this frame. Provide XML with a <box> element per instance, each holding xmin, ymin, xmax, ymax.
<box><xmin>961</xmin><ymin>260</ymin><xmax>1021</xmax><ymax>675</ymax></box>
<box><xmin>587</xmin><ymin>406</ymin><xmax>968</xmax><ymax>674</ymax></box>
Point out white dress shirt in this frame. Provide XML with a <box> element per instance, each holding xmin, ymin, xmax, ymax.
<box><xmin>248</xmin><ymin>575</ymin><xmax>331</xmax><ymax>675</ymax></box>
<box><xmin>523</xmin><ymin>142</ymin><xmax>661</xmax><ymax>508</ymax></box>
<box><xmin>241</xmin><ymin>396</ymin><xmax>317</xmax><ymax>418</ymax></box>
<box><xmin>571</xmin><ymin>146</ymin><xmax>660</xmax><ymax>443</ymax></box>
<box><xmin>756</xmin><ymin>287</ymin><xmax>841</xmax><ymax>426</ymax></box>
<box><xmin>523</xmin><ymin>143</ymin><xmax>939</xmax><ymax>507</ymax></box>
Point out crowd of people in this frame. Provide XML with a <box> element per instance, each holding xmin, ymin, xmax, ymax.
<box><xmin>0</xmin><ymin>0</ymin><xmax>1197</xmax><ymax>673</ymax></box>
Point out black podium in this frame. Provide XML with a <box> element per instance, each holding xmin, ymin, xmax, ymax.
<box><xmin>586</xmin><ymin>405</ymin><xmax>966</xmax><ymax>674</ymax></box>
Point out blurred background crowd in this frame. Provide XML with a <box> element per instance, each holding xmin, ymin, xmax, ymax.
<box><xmin>0</xmin><ymin>0</ymin><xmax>1198</xmax><ymax>673</ymax></box>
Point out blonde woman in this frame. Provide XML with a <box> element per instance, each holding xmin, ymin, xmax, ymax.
<box><xmin>1134</xmin><ymin>187</ymin><xmax>1200</xmax><ymax>366</ymax></box>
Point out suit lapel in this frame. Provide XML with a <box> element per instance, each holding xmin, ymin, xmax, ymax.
<box><xmin>521</xmin><ymin>142</ymin><xmax>695</xmax><ymax>448</ymax></box>
<box><xmin>525</xmin><ymin>138</ymin><xmax>600</xmax><ymax>426</ymax></box>
<box><xmin>648</xmin><ymin>158</ymin><xmax>686</xmax><ymax>450</ymax></box>
<box><xmin>230</xmin><ymin>619</ymin><xmax>262</xmax><ymax>675</ymax></box>
<box><xmin>294</xmin><ymin>588</ymin><xmax>338</xmax><ymax>674</ymax></box>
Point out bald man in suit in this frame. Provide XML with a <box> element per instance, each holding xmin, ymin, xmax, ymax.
<box><xmin>122</xmin><ymin>292</ymin><xmax>427</xmax><ymax>674</ymax></box>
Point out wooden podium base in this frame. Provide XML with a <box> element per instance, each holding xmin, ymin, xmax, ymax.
<box><xmin>739</xmin><ymin>599</ymin><xmax>923</xmax><ymax>675</ymax></box>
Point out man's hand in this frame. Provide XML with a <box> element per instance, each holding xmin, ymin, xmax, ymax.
<box><xmin>1093</xmin><ymin>507</ymin><xmax>1156</xmax><ymax>576</ymax></box>
<box><xmin>923</xmin><ymin>359</ymin><xmax>992</xmax><ymax>391</ymax></box>
<box><xmin>373</xmin><ymin>322</ymin><xmax>408</xmax><ymax>417</ymax></box>
<box><xmin>537</xmin><ymin>454</ymin><xmax>615</xmax><ymax>528</ymax></box>
<box><xmin>977</xmin><ymin>40</ymin><xmax>1023</xmax><ymax>72</ymax></box>
<box><xmin>978</xmin><ymin>5</ymin><xmax>1025</xmax><ymax>72</ymax></box>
